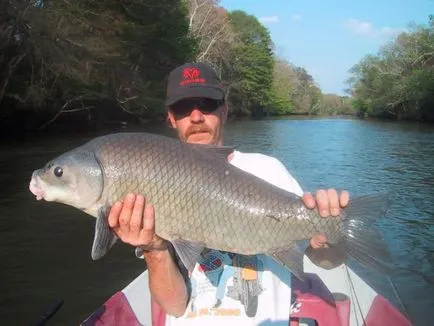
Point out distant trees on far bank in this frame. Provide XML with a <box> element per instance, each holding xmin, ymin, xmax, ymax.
<box><xmin>346</xmin><ymin>16</ymin><xmax>434</xmax><ymax>121</ymax></box>
<box><xmin>1</xmin><ymin>1</ymin><xmax>432</xmax><ymax>133</ymax></box>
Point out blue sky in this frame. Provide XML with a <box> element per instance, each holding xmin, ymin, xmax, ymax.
<box><xmin>220</xmin><ymin>0</ymin><xmax>433</xmax><ymax>95</ymax></box>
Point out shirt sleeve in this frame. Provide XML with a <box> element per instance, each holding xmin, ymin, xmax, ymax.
<box><xmin>265</xmin><ymin>157</ymin><xmax>304</xmax><ymax>196</ymax></box>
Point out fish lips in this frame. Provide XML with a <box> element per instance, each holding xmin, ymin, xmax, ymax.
<box><xmin>29</xmin><ymin>171</ymin><xmax>45</xmax><ymax>201</ymax></box>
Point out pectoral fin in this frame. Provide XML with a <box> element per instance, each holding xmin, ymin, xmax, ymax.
<box><xmin>91</xmin><ymin>206</ymin><xmax>118</xmax><ymax>260</ymax></box>
<box><xmin>171</xmin><ymin>239</ymin><xmax>204</xmax><ymax>273</ymax></box>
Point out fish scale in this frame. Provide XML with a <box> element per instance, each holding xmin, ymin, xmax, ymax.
<box><xmin>29</xmin><ymin>132</ymin><xmax>393</xmax><ymax>280</ymax></box>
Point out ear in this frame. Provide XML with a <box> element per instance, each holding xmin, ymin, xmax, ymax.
<box><xmin>167</xmin><ymin>110</ymin><xmax>177</xmax><ymax>128</ymax></box>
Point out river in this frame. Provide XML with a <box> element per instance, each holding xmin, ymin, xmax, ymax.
<box><xmin>0</xmin><ymin>117</ymin><xmax>433</xmax><ymax>325</ymax></box>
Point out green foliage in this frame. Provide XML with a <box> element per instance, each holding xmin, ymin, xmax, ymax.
<box><xmin>268</xmin><ymin>89</ymin><xmax>294</xmax><ymax>116</ymax></box>
<box><xmin>2</xmin><ymin>0</ymin><xmax>372</xmax><ymax>132</ymax></box>
<box><xmin>224</xmin><ymin>10</ymin><xmax>275</xmax><ymax>115</ymax></box>
<box><xmin>312</xmin><ymin>95</ymin><xmax>355</xmax><ymax>116</ymax></box>
<box><xmin>268</xmin><ymin>58</ymin><xmax>294</xmax><ymax>115</ymax></box>
<box><xmin>1</xmin><ymin>0</ymin><xmax>197</xmax><ymax>130</ymax></box>
<box><xmin>347</xmin><ymin>16</ymin><xmax>434</xmax><ymax>121</ymax></box>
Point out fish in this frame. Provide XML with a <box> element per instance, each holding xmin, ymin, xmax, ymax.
<box><xmin>28</xmin><ymin>132</ymin><xmax>393</xmax><ymax>280</ymax></box>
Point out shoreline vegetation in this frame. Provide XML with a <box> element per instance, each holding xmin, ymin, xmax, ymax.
<box><xmin>1</xmin><ymin>1</ymin><xmax>433</xmax><ymax>135</ymax></box>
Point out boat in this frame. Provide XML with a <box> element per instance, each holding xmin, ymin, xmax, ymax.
<box><xmin>80</xmin><ymin>254</ymin><xmax>413</xmax><ymax>326</ymax></box>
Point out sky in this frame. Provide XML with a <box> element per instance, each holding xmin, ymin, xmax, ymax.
<box><xmin>219</xmin><ymin>0</ymin><xmax>433</xmax><ymax>95</ymax></box>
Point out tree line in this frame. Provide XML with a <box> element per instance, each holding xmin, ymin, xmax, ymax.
<box><xmin>1</xmin><ymin>0</ymin><xmax>197</xmax><ymax>132</ymax></box>
<box><xmin>1</xmin><ymin>1</ymin><xmax>431</xmax><ymax>133</ymax></box>
<box><xmin>346</xmin><ymin>16</ymin><xmax>434</xmax><ymax>121</ymax></box>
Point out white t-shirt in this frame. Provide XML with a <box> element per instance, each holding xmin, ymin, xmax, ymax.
<box><xmin>166</xmin><ymin>151</ymin><xmax>304</xmax><ymax>326</ymax></box>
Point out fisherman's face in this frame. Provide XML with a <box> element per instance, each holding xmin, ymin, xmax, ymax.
<box><xmin>168</xmin><ymin>97</ymin><xmax>227</xmax><ymax>146</ymax></box>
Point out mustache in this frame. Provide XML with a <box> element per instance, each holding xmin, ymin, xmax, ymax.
<box><xmin>185</xmin><ymin>124</ymin><xmax>212</xmax><ymax>136</ymax></box>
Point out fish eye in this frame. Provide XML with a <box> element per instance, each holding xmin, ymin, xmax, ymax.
<box><xmin>54</xmin><ymin>167</ymin><xmax>63</xmax><ymax>177</ymax></box>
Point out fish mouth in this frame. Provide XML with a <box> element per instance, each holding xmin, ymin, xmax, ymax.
<box><xmin>29</xmin><ymin>174</ymin><xmax>45</xmax><ymax>201</ymax></box>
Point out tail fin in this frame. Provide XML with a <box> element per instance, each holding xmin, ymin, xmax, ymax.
<box><xmin>329</xmin><ymin>193</ymin><xmax>393</xmax><ymax>274</ymax></box>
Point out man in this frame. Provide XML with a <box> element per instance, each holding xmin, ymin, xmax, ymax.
<box><xmin>108</xmin><ymin>62</ymin><xmax>349</xmax><ymax>324</ymax></box>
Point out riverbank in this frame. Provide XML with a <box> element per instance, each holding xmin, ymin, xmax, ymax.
<box><xmin>2</xmin><ymin>110</ymin><xmax>433</xmax><ymax>139</ymax></box>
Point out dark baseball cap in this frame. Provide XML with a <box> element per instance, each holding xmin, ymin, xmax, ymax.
<box><xmin>165</xmin><ymin>62</ymin><xmax>225</xmax><ymax>106</ymax></box>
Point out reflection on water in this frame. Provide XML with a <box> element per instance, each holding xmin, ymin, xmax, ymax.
<box><xmin>0</xmin><ymin>118</ymin><xmax>433</xmax><ymax>325</ymax></box>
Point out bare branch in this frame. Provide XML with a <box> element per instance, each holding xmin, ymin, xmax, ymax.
<box><xmin>411</xmin><ymin>51</ymin><xmax>434</xmax><ymax>66</ymax></box>
<box><xmin>187</xmin><ymin>0</ymin><xmax>233</xmax><ymax>75</ymax></box>
<box><xmin>197</xmin><ymin>20</ymin><xmax>229</xmax><ymax>60</ymax></box>
<box><xmin>117</xmin><ymin>95</ymin><xmax>139</xmax><ymax>104</ymax></box>
<box><xmin>0</xmin><ymin>52</ymin><xmax>27</xmax><ymax>105</ymax></box>
<box><xmin>37</xmin><ymin>96</ymin><xmax>93</xmax><ymax>130</ymax></box>
<box><xmin>189</xmin><ymin>0</ymin><xmax>204</xmax><ymax>28</ymax></box>
<box><xmin>62</xmin><ymin>106</ymin><xmax>93</xmax><ymax>113</ymax></box>
<box><xmin>196</xmin><ymin>4</ymin><xmax>213</xmax><ymax>35</ymax></box>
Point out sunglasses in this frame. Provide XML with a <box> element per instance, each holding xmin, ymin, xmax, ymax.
<box><xmin>169</xmin><ymin>98</ymin><xmax>224</xmax><ymax>117</ymax></box>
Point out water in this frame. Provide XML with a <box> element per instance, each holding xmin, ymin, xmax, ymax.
<box><xmin>1</xmin><ymin>117</ymin><xmax>433</xmax><ymax>325</ymax></box>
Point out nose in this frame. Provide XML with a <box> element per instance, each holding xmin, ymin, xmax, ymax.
<box><xmin>189</xmin><ymin>108</ymin><xmax>205</xmax><ymax>123</ymax></box>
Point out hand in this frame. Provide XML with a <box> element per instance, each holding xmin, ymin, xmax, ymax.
<box><xmin>302</xmin><ymin>189</ymin><xmax>350</xmax><ymax>249</ymax></box>
<box><xmin>108</xmin><ymin>193</ymin><xmax>167</xmax><ymax>251</ymax></box>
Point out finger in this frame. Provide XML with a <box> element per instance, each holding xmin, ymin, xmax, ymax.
<box><xmin>315</xmin><ymin>189</ymin><xmax>329</xmax><ymax>217</ymax></box>
<box><xmin>142</xmin><ymin>203</ymin><xmax>155</xmax><ymax>232</ymax></box>
<box><xmin>129</xmin><ymin>194</ymin><xmax>145</xmax><ymax>236</ymax></box>
<box><xmin>327</xmin><ymin>188</ymin><xmax>340</xmax><ymax>216</ymax></box>
<box><xmin>139</xmin><ymin>203</ymin><xmax>155</xmax><ymax>245</ymax></box>
<box><xmin>108</xmin><ymin>201</ymin><xmax>123</xmax><ymax>228</ymax></box>
<box><xmin>119</xmin><ymin>193</ymin><xmax>136</xmax><ymax>227</ymax></box>
<box><xmin>302</xmin><ymin>192</ymin><xmax>316</xmax><ymax>209</ymax></box>
<box><xmin>309</xmin><ymin>234</ymin><xmax>327</xmax><ymax>249</ymax></box>
<box><xmin>339</xmin><ymin>190</ymin><xmax>350</xmax><ymax>207</ymax></box>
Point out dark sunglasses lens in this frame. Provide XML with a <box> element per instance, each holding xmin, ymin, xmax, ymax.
<box><xmin>171</xmin><ymin>99</ymin><xmax>222</xmax><ymax>115</ymax></box>
<box><xmin>199</xmin><ymin>99</ymin><xmax>221</xmax><ymax>112</ymax></box>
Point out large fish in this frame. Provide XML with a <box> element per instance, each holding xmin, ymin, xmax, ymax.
<box><xmin>29</xmin><ymin>132</ymin><xmax>392</xmax><ymax>280</ymax></box>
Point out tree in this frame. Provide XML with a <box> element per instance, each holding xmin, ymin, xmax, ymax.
<box><xmin>269</xmin><ymin>58</ymin><xmax>295</xmax><ymax>115</ymax></box>
<box><xmin>224</xmin><ymin>10</ymin><xmax>275</xmax><ymax>116</ymax></box>
<box><xmin>186</xmin><ymin>0</ymin><xmax>233</xmax><ymax>77</ymax></box>
<box><xmin>269</xmin><ymin>58</ymin><xmax>323</xmax><ymax>115</ymax></box>
<box><xmin>1</xmin><ymin>0</ymin><xmax>197</xmax><ymax>131</ymax></box>
<box><xmin>347</xmin><ymin>16</ymin><xmax>434</xmax><ymax>121</ymax></box>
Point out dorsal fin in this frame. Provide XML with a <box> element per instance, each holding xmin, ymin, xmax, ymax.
<box><xmin>188</xmin><ymin>143</ymin><xmax>235</xmax><ymax>161</ymax></box>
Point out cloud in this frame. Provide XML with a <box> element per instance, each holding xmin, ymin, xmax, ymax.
<box><xmin>344</xmin><ymin>19</ymin><xmax>374</xmax><ymax>35</ymax></box>
<box><xmin>344</xmin><ymin>19</ymin><xmax>406</xmax><ymax>38</ymax></box>
<box><xmin>291</xmin><ymin>14</ymin><xmax>302</xmax><ymax>22</ymax></box>
<box><xmin>259</xmin><ymin>15</ymin><xmax>279</xmax><ymax>24</ymax></box>
<box><xmin>380</xmin><ymin>26</ymin><xmax>408</xmax><ymax>37</ymax></box>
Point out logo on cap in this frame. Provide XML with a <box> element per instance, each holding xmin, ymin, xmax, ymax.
<box><xmin>180</xmin><ymin>67</ymin><xmax>206</xmax><ymax>86</ymax></box>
